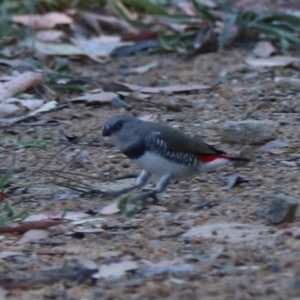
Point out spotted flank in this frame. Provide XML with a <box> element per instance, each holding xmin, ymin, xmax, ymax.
<box><xmin>145</xmin><ymin>132</ymin><xmax>198</xmax><ymax>166</ymax></box>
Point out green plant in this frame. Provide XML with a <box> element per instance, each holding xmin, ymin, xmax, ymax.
<box><xmin>108</xmin><ymin>0</ymin><xmax>300</xmax><ymax>53</ymax></box>
<box><xmin>0</xmin><ymin>199</ymin><xmax>29</xmax><ymax>226</ymax></box>
<box><xmin>118</xmin><ymin>194</ymin><xmax>140</xmax><ymax>218</ymax></box>
<box><xmin>0</xmin><ymin>166</ymin><xmax>29</xmax><ymax>226</ymax></box>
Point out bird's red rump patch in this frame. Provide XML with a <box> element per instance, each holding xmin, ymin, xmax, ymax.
<box><xmin>197</xmin><ymin>153</ymin><xmax>229</xmax><ymax>163</ymax></box>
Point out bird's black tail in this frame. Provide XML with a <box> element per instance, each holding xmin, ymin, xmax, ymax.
<box><xmin>226</xmin><ymin>156</ymin><xmax>250</xmax><ymax>162</ymax></box>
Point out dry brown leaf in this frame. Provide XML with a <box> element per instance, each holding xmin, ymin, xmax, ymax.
<box><xmin>125</xmin><ymin>61</ymin><xmax>158</xmax><ymax>74</ymax></box>
<box><xmin>93</xmin><ymin>260</ymin><xmax>138</xmax><ymax>279</ymax></box>
<box><xmin>118</xmin><ymin>91</ymin><xmax>151</xmax><ymax>101</ymax></box>
<box><xmin>17</xmin><ymin>229</ymin><xmax>49</xmax><ymax>244</ymax></box>
<box><xmin>223</xmin><ymin>174</ymin><xmax>249</xmax><ymax>191</ymax></box>
<box><xmin>36</xmin><ymin>30</ymin><xmax>65</xmax><ymax>43</ymax></box>
<box><xmin>268</xmin><ymin>147</ymin><xmax>296</xmax><ymax>155</ymax></box>
<box><xmin>1</xmin><ymin>100</ymin><xmax>57</xmax><ymax>125</ymax></box>
<box><xmin>0</xmin><ymin>286</ymin><xmax>8</xmax><ymax>297</ymax></box>
<box><xmin>252</xmin><ymin>41</ymin><xmax>276</xmax><ymax>58</ymax></box>
<box><xmin>111</xmin><ymin>82</ymin><xmax>210</xmax><ymax>94</ymax></box>
<box><xmin>91</xmin><ymin>13</ymin><xmax>136</xmax><ymax>34</ymax></box>
<box><xmin>245</xmin><ymin>56</ymin><xmax>299</xmax><ymax>67</ymax></box>
<box><xmin>146</xmin><ymin>205</ymin><xmax>168</xmax><ymax>212</ymax></box>
<box><xmin>139</xmin><ymin>114</ymin><xmax>158</xmax><ymax>122</ymax></box>
<box><xmin>71</xmin><ymin>36</ymin><xmax>132</xmax><ymax>59</ymax></box>
<box><xmin>73</xmin><ymin>228</ymin><xmax>104</xmax><ymax>234</ymax></box>
<box><xmin>5</xmin><ymin>98</ymin><xmax>44</xmax><ymax>110</ymax></box>
<box><xmin>0</xmin><ymin>59</ymin><xmax>36</xmax><ymax>70</ymax></box>
<box><xmin>70</xmin><ymin>92</ymin><xmax>118</xmax><ymax>103</ymax></box>
<box><xmin>257</xmin><ymin>140</ymin><xmax>292</xmax><ymax>153</ymax></box>
<box><xmin>33</xmin><ymin>41</ymin><xmax>84</xmax><ymax>56</ymax></box>
<box><xmin>0</xmin><ymin>220</ymin><xmax>61</xmax><ymax>233</ymax></box>
<box><xmin>146</xmin><ymin>258</ymin><xmax>183</xmax><ymax>267</ymax></box>
<box><xmin>0</xmin><ymin>251</ymin><xmax>24</xmax><ymax>259</ymax></box>
<box><xmin>280</xmin><ymin>160</ymin><xmax>297</xmax><ymax>167</ymax></box>
<box><xmin>24</xmin><ymin>210</ymin><xmax>89</xmax><ymax>222</ymax></box>
<box><xmin>0</xmin><ymin>71</ymin><xmax>43</xmax><ymax>103</ymax></box>
<box><xmin>0</xmin><ymin>103</ymin><xmax>19</xmax><ymax>116</ymax></box>
<box><xmin>100</xmin><ymin>202</ymin><xmax>120</xmax><ymax>215</ymax></box>
<box><xmin>12</xmin><ymin>12</ymin><xmax>73</xmax><ymax>30</ymax></box>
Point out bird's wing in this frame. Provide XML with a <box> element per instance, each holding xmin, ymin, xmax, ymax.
<box><xmin>147</xmin><ymin>122</ymin><xmax>225</xmax><ymax>155</ymax></box>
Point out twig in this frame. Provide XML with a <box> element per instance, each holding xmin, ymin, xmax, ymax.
<box><xmin>38</xmin><ymin>125</ymin><xmax>101</xmax><ymax>170</ymax></box>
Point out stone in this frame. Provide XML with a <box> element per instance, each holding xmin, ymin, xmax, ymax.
<box><xmin>221</xmin><ymin>120</ymin><xmax>278</xmax><ymax>144</ymax></box>
<box><xmin>267</xmin><ymin>194</ymin><xmax>298</xmax><ymax>225</ymax></box>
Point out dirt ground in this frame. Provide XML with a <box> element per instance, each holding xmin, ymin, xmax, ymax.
<box><xmin>1</xmin><ymin>45</ymin><xmax>300</xmax><ymax>300</ymax></box>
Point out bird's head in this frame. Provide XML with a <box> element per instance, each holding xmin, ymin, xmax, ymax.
<box><xmin>102</xmin><ymin>115</ymin><xmax>143</xmax><ymax>151</ymax></box>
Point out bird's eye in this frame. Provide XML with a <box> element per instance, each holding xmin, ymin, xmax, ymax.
<box><xmin>116</xmin><ymin>120</ymin><xmax>123</xmax><ymax>129</ymax></box>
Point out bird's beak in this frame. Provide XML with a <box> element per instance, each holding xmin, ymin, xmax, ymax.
<box><xmin>102</xmin><ymin>124</ymin><xmax>112</xmax><ymax>136</ymax></box>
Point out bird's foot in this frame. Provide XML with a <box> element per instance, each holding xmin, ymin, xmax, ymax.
<box><xmin>118</xmin><ymin>190</ymin><xmax>159</xmax><ymax>217</ymax></box>
<box><xmin>106</xmin><ymin>185</ymin><xmax>139</xmax><ymax>197</ymax></box>
<box><xmin>141</xmin><ymin>189</ymin><xmax>160</xmax><ymax>204</ymax></box>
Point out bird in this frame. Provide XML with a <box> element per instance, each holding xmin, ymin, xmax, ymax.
<box><xmin>102</xmin><ymin>115</ymin><xmax>249</xmax><ymax>195</ymax></box>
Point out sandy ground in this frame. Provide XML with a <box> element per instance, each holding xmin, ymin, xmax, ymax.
<box><xmin>1</xmin><ymin>44</ymin><xmax>300</xmax><ymax>300</ymax></box>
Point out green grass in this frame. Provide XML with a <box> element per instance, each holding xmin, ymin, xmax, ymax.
<box><xmin>0</xmin><ymin>137</ymin><xmax>52</xmax><ymax>148</ymax></box>
<box><xmin>0</xmin><ymin>166</ymin><xmax>30</xmax><ymax>226</ymax></box>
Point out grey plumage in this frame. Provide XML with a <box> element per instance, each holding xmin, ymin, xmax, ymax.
<box><xmin>102</xmin><ymin>114</ymin><xmax>249</xmax><ymax>194</ymax></box>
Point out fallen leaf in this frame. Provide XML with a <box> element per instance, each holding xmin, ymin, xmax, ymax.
<box><xmin>59</xmin><ymin>129</ymin><xmax>78</xmax><ymax>145</ymax></box>
<box><xmin>0</xmin><ymin>103</ymin><xmax>19</xmax><ymax>116</ymax></box>
<box><xmin>252</xmin><ymin>41</ymin><xmax>276</xmax><ymax>58</ymax></box>
<box><xmin>92</xmin><ymin>13</ymin><xmax>136</xmax><ymax>35</ymax></box>
<box><xmin>73</xmin><ymin>228</ymin><xmax>104</xmax><ymax>234</ymax></box>
<box><xmin>0</xmin><ymin>251</ymin><xmax>24</xmax><ymax>259</ymax></box>
<box><xmin>245</xmin><ymin>56</ymin><xmax>299</xmax><ymax>67</ymax></box>
<box><xmin>12</xmin><ymin>12</ymin><xmax>73</xmax><ymax>29</ymax></box>
<box><xmin>24</xmin><ymin>210</ymin><xmax>89</xmax><ymax>222</ymax></box>
<box><xmin>1</xmin><ymin>100</ymin><xmax>57</xmax><ymax>125</ymax></box>
<box><xmin>0</xmin><ymin>220</ymin><xmax>61</xmax><ymax>233</ymax></box>
<box><xmin>223</xmin><ymin>174</ymin><xmax>249</xmax><ymax>191</ymax></box>
<box><xmin>70</xmin><ymin>92</ymin><xmax>118</xmax><ymax>103</ymax></box>
<box><xmin>274</xmin><ymin>77</ymin><xmax>300</xmax><ymax>85</ymax></box>
<box><xmin>100</xmin><ymin>202</ymin><xmax>120</xmax><ymax>215</ymax></box>
<box><xmin>140</xmin><ymin>263</ymin><xmax>194</xmax><ymax>276</ymax></box>
<box><xmin>146</xmin><ymin>258</ymin><xmax>183</xmax><ymax>267</ymax></box>
<box><xmin>71</xmin><ymin>217</ymin><xmax>106</xmax><ymax>225</ymax></box>
<box><xmin>118</xmin><ymin>91</ymin><xmax>151</xmax><ymax>101</ymax></box>
<box><xmin>5</xmin><ymin>98</ymin><xmax>44</xmax><ymax>110</ymax></box>
<box><xmin>36</xmin><ymin>30</ymin><xmax>64</xmax><ymax>43</ymax></box>
<box><xmin>0</xmin><ymin>71</ymin><xmax>43</xmax><ymax>103</ymax></box>
<box><xmin>33</xmin><ymin>41</ymin><xmax>84</xmax><ymax>56</ymax></box>
<box><xmin>71</xmin><ymin>36</ymin><xmax>133</xmax><ymax>59</ymax></box>
<box><xmin>111</xmin><ymin>82</ymin><xmax>210</xmax><ymax>94</ymax></box>
<box><xmin>146</xmin><ymin>205</ymin><xmax>168</xmax><ymax>212</ymax></box>
<box><xmin>268</xmin><ymin>147</ymin><xmax>296</xmax><ymax>154</ymax></box>
<box><xmin>280</xmin><ymin>160</ymin><xmax>297</xmax><ymax>167</ymax></box>
<box><xmin>17</xmin><ymin>229</ymin><xmax>49</xmax><ymax>244</ymax></box>
<box><xmin>0</xmin><ymin>59</ymin><xmax>36</xmax><ymax>70</ymax></box>
<box><xmin>139</xmin><ymin>114</ymin><xmax>158</xmax><ymax>122</ymax></box>
<box><xmin>256</xmin><ymin>140</ymin><xmax>289</xmax><ymax>152</ymax></box>
<box><xmin>124</xmin><ymin>61</ymin><xmax>158</xmax><ymax>74</ymax></box>
<box><xmin>93</xmin><ymin>260</ymin><xmax>138</xmax><ymax>279</ymax></box>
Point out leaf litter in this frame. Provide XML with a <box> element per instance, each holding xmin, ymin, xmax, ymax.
<box><xmin>2</xmin><ymin>1</ymin><xmax>300</xmax><ymax>298</ymax></box>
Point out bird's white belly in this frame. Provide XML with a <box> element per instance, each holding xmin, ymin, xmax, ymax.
<box><xmin>133</xmin><ymin>152</ymin><xmax>199</xmax><ymax>180</ymax></box>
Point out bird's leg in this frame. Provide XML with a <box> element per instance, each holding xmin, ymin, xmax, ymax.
<box><xmin>136</xmin><ymin>170</ymin><xmax>151</xmax><ymax>188</ymax></box>
<box><xmin>154</xmin><ymin>174</ymin><xmax>171</xmax><ymax>194</ymax></box>
<box><xmin>109</xmin><ymin>170</ymin><xmax>151</xmax><ymax>196</ymax></box>
<box><xmin>138</xmin><ymin>174</ymin><xmax>171</xmax><ymax>204</ymax></box>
